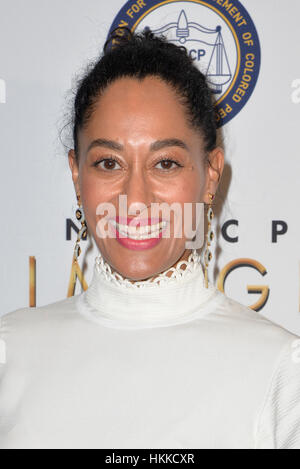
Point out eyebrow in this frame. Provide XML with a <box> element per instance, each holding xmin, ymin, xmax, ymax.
<box><xmin>86</xmin><ymin>138</ymin><xmax>189</xmax><ymax>153</ymax></box>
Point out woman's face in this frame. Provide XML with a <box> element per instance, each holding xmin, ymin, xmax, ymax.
<box><xmin>69</xmin><ymin>76</ymin><xmax>223</xmax><ymax>280</ymax></box>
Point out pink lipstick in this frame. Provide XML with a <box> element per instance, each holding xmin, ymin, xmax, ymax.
<box><xmin>109</xmin><ymin>216</ymin><xmax>168</xmax><ymax>251</ymax></box>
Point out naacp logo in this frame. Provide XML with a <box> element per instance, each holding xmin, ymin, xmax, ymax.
<box><xmin>108</xmin><ymin>0</ymin><xmax>261</xmax><ymax>126</ymax></box>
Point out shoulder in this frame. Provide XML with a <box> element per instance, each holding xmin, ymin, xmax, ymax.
<box><xmin>207</xmin><ymin>287</ymin><xmax>299</xmax><ymax>354</ymax></box>
<box><xmin>0</xmin><ymin>295</ymin><xmax>80</xmax><ymax>338</ymax></box>
<box><xmin>254</xmin><ymin>332</ymin><xmax>300</xmax><ymax>448</ymax></box>
<box><xmin>206</xmin><ymin>290</ymin><xmax>300</xmax><ymax>448</ymax></box>
<box><xmin>0</xmin><ymin>295</ymin><xmax>86</xmax><ymax>374</ymax></box>
<box><xmin>217</xmin><ymin>288</ymin><xmax>298</xmax><ymax>334</ymax></box>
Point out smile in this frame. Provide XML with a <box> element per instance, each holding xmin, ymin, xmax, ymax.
<box><xmin>109</xmin><ymin>220</ymin><xmax>168</xmax><ymax>240</ymax></box>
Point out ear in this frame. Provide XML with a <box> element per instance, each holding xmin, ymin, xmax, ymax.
<box><xmin>68</xmin><ymin>149</ymin><xmax>80</xmax><ymax>196</ymax></box>
<box><xmin>204</xmin><ymin>147</ymin><xmax>224</xmax><ymax>204</ymax></box>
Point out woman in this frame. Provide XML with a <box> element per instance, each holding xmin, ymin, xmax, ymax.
<box><xmin>0</xmin><ymin>29</ymin><xmax>299</xmax><ymax>449</ymax></box>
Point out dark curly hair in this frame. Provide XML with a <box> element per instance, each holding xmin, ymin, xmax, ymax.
<box><xmin>71</xmin><ymin>27</ymin><xmax>217</xmax><ymax>160</ymax></box>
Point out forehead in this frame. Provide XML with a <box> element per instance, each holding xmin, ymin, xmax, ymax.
<box><xmin>84</xmin><ymin>76</ymin><xmax>193</xmax><ymax>135</ymax></box>
<box><xmin>77</xmin><ymin>76</ymin><xmax>205</xmax><ymax>156</ymax></box>
<box><xmin>98</xmin><ymin>75</ymin><xmax>178</xmax><ymax>105</ymax></box>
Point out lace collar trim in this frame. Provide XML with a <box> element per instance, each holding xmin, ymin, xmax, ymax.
<box><xmin>94</xmin><ymin>248</ymin><xmax>203</xmax><ymax>289</ymax></box>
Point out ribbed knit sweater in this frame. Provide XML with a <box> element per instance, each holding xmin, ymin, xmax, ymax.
<box><xmin>0</xmin><ymin>251</ymin><xmax>300</xmax><ymax>449</ymax></box>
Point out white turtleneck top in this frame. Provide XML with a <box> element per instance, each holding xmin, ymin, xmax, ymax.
<box><xmin>0</xmin><ymin>250</ymin><xmax>300</xmax><ymax>449</ymax></box>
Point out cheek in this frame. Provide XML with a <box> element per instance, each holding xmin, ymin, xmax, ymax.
<box><xmin>162</xmin><ymin>171</ymin><xmax>205</xmax><ymax>204</ymax></box>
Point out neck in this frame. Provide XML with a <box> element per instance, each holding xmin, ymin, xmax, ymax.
<box><xmin>106</xmin><ymin>249</ymin><xmax>194</xmax><ymax>285</ymax></box>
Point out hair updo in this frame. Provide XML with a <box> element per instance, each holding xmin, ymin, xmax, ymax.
<box><xmin>71</xmin><ymin>27</ymin><xmax>217</xmax><ymax>159</ymax></box>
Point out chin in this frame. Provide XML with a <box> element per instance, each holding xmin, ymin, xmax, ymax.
<box><xmin>107</xmin><ymin>255</ymin><xmax>161</xmax><ymax>281</ymax></box>
<box><xmin>116</xmin><ymin>265</ymin><xmax>158</xmax><ymax>281</ymax></box>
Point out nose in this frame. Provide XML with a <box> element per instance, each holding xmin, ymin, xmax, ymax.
<box><xmin>122</xmin><ymin>166</ymin><xmax>153</xmax><ymax>218</ymax></box>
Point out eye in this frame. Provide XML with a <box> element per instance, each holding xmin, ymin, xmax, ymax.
<box><xmin>155</xmin><ymin>158</ymin><xmax>183</xmax><ymax>171</ymax></box>
<box><xmin>93</xmin><ymin>157</ymin><xmax>183</xmax><ymax>171</ymax></box>
<box><xmin>93</xmin><ymin>158</ymin><xmax>121</xmax><ymax>171</ymax></box>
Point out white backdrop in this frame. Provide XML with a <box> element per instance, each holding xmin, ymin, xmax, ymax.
<box><xmin>0</xmin><ymin>0</ymin><xmax>299</xmax><ymax>335</ymax></box>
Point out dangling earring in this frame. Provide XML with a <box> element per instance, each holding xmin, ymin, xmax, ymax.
<box><xmin>204</xmin><ymin>192</ymin><xmax>215</xmax><ymax>288</ymax></box>
<box><xmin>73</xmin><ymin>194</ymin><xmax>87</xmax><ymax>262</ymax></box>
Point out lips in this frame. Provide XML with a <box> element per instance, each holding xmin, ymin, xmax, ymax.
<box><xmin>104</xmin><ymin>214</ymin><xmax>169</xmax><ymax>250</ymax></box>
<box><xmin>109</xmin><ymin>216</ymin><xmax>166</xmax><ymax>238</ymax></box>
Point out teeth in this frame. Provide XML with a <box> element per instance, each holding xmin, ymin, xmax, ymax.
<box><xmin>110</xmin><ymin>220</ymin><xmax>167</xmax><ymax>240</ymax></box>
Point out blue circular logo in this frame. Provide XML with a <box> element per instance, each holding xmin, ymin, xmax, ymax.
<box><xmin>108</xmin><ymin>0</ymin><xmax>261</xmax><ymax>126</ymax></box>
